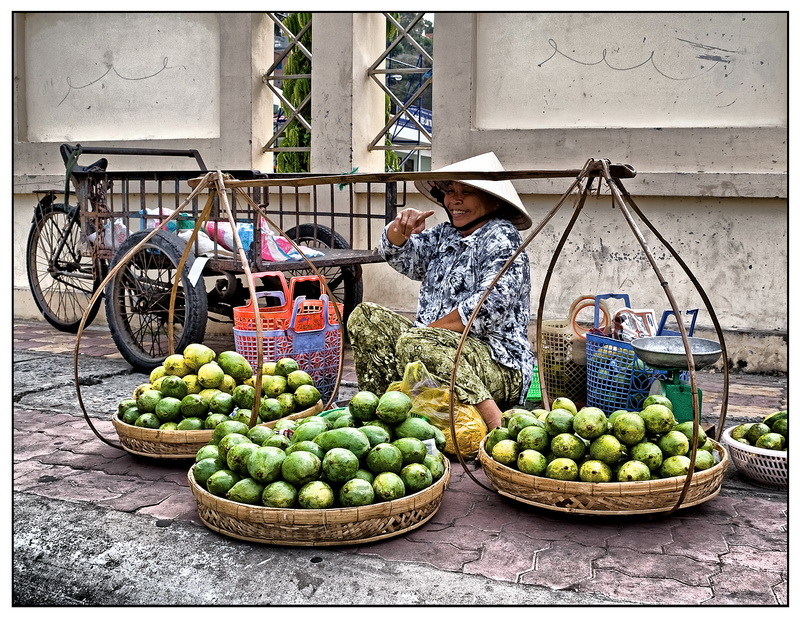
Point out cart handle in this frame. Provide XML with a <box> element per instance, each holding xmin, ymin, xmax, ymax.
<box><xmin>60</xmin><ymin>143</ymin><xmax>207</xmax><ymax>171</ymax></box>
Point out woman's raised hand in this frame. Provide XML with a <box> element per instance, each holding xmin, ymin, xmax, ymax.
<box><xmin>387</xmin><ymin>208</ymin><xmax>436</xmax><ymax>246</ymax></box>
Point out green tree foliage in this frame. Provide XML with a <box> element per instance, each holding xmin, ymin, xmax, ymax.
<box><xmin>276</xmin><ymin>12</ymin><xmax>312</xmax><ymax>173</ymax></box>
<box><xmin>275</xmin><ymin>12</ymin><xmax>431</xmax><ymax>172</ymax></box>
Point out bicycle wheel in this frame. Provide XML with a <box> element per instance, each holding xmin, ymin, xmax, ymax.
<box><xmin>26</xmin><ymin>202</ymin><xmax>106</xmax><ymax>332</ymax></box>
<box><xmin>104</xmin><ymin>230</ymin><xmax>208</xmax><ymax>371</ymax></box>
<box><xmin>284</xmin><ymin>223</ymin><xmax>363</xmax><ymax>326</ymax></box>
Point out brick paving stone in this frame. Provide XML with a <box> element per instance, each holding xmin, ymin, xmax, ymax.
<box><xmin>100</xmin><ymin>455</ymin><xmax>159</xmax><ymax>477</ymax></box>
<box><xmin>706</xmin><ymin>563</ymin><xmax>785</xmax><ymax>605</ymax></box>
<box><xmin>29</xmin><ymin>469</ymin><xmax>127</xmax><ymax>503</ymax></box>
<box><xmin>721</xmin><ymin>545</ymin><xmax>788</xmax><ymax>573</ymax></box>
<box><xmin>13</xmin><ymin>461</ymin><xmax>83</xmax><ymax>489</ymax></box>
<box><xmin>503</xmin><ymin>511</ymin><xmax>621</xmax><ymax>543</ymax></box>
<box><xmin>97</xmin><ymin>480</ymin><xmax>188</xmax><ymax>513</ymax></box>
<box><xmin>772</xmin><ymin>579</ymin><xmax>789</xmax><ymax>606</ymax></box>
<box><xmin>14</xmin><ymin>412</ymin><xmax>75</xmax><ymax>433</ymax></box>
<box><xmin>353</xmin><ymin>536</ymin><xmax>481</xmax><ymax>571</ymax></box>
<box><xmin>40</xmin><ymin>417</ymin><xmax>97</xmax><ymax>441</ymax></box>
<box><xmin>731</xmin><ymin>497</ymin><xmax>788</xmax><ymax>533</ymax></box>
<box><xmin>138</xmin><ymin>492</ymin><xmax>204</xmax><ymax>524</ymax></box>
<box><xmin>604</xmin><ymin>522</ymin><xmax>675</xmax><ymax>551</ymax></box>
<box><xmin>594</xmin><ymin>545</ymin><xmax>719</xmax><ymax>587</ymax></box>
<box><xmin>676</xmin><ymin>495</ymin><xmax>739</xmax><ymax>524</ymax></box>
<box><xmin>69</xmin><ymin>439</ymin><xmax>124</xmax><ymax>457</ymax></box>
<box><xmin>12</xmin><ymin>432</ymin><xmax>61</xmax><ymax>461</ymax></box>
<box><xmin>726</xmin><ymin>522</ymin><xmax>788</xmax><ymax>551</ymax></box>
<box><xmin>462</xmin><ymin>531</ymin><xmax>546</xmax><ymax>582</ymax></box>
<box><xmin>425</xmin><ymin>489</ymin><xmax>478</xmax><ymax>524</ymax></box>
<box><xmin>580</xmin><ymin>569</ymin><xmax>712</xmax><ymax>605</ymax></box>
<box><xmin>163</xmin><ymin>468</ymin><xmax>193</xmax><ymax>486</ymax></box>
<box><xmin>404</xmin><ymin>522</ymin><xmax>497</xmax><ymax>548</ymax></box>
<box><xmin>662</xmin><ymin>520</ymin><xmax>733</xmax><ymax>562</ymax></box>
<box><xmin>518</xmin><ymin>540</ymin><xmax>605</xmax><ymax>590</ymax></box>
<box><xmin>463</xmin><ymin>494</ymin><xmax>532</xmax><ymax>532</ymax></box>
<box><xmin>38</xmin><ymin>449</ymin><xmax>120</xmax><ymax>472</ymax></box>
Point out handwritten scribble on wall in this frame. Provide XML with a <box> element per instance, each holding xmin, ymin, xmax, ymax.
<box><xmin>58</xmin><ymin>58</ymin><xmax>184</xmax><ymax>106</ymax></box>
<box><xmin>25</xmin><ymin>13</ymin><xmax>221</xmax><ymax>142</ymax></box>
<box><xmin>475</xmin><ymin>13</ymin><xmax>786</xmax><ymax>130</ymax></box>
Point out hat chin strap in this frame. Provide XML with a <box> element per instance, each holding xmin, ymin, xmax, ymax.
<box><xmin>448</xmin><ymin>210</ymin><xmax>498</xmax><ymax>232</ymax></box>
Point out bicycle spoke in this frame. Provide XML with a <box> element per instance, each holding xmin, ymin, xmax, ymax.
<box><xmin>114</xmin><ymin>244</ymin><xmax>189</xmax><ymax>358</ymax></box>
<box><xmin>27</xmin><ymin>205</ymin><xmax>103</xmax><ymax>330</ymax></box>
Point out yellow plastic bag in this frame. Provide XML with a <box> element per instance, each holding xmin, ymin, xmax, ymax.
<box><xmin>387</xmin><ymin>361</ymin><xmax>487</xmax><ymax>459</ymax></box>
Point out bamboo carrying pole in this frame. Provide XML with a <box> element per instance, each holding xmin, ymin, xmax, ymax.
<box><xmin>74</xmin><ymin>172</ymin><xmax>217</xmax><ymax>449</ymax></box>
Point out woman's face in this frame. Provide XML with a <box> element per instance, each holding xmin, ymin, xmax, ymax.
<box><xmin>442</xmin><ymin>182</ymin><xmax>500</xmax><ymax>235</ymax></box>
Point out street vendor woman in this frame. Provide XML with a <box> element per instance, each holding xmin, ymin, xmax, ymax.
<box><xmin>347</xmin><ymin>152</ymin><xmax>535</xmax><ymax>430</ymax></box>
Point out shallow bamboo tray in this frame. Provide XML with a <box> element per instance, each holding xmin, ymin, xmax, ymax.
<box><xmin>188</xmin><ymin>457</ymin><xmax>451</xmax><ymax>546</ymax></box>
<box><xmin>478</xmin><ymin>437</ymin><xmax>728</xmax><ymax>515</ymax></box>
<box><xmin>112</xmin><ymin>400</ymin><xmax>323</xmax><ymax>459</ymax></box>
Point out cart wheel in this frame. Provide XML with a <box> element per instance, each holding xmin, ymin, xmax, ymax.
<box><xmin>284</xmin><ymin>223</ymin><xmax>363</xmax><ymax>326</ymax></box>
<box><xmin>26</xmin><ymin>201</ymin><xmax>107</xmax><ymax>332</ymax></box>
<box><xmin>104</xmin><ymin>230</ymin><xmax>208</xmax><ymax>372</ymax></box>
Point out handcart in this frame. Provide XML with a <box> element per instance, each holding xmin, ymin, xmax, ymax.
<box><xmin>25</xmin><ymin>144</ymin><xmax>396</xmax><ymax>370</ymax></box>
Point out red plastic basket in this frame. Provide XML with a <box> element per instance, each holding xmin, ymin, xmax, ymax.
<box><xmin>233</xmin><ymin>272</ymin><xmax>341</xmax><ymax>331</ymax></box>
<box><xmin>233</xmin><ymin>282</ymin><xmax>343</xmax><ymax>401</ymax></box>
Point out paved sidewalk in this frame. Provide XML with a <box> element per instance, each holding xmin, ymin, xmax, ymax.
<box><xmin>12</xmin><ymin>319</ymin><xmax>790</xmax><ymax>606</ymax></box>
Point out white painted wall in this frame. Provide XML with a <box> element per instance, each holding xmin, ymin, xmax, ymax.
<box><xmin>23</xmin><ymin>13</ymin><xmax>222</xmax><ymax>142</ymax></box>
<box><xmin>474</xmin><ymin>13</ymin><xmax>786</xmax><ymax>130</ymax></box>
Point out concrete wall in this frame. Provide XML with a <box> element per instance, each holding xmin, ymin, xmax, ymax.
<box><xmin>12</xmin><ymin>12</ymin><xmax>787</xmax><ymax>371</ymax></box>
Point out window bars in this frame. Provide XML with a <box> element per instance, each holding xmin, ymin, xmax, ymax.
<box><xmin>368</xmin><ymin>12</ymin><xmax>433</xmax><ymax>157</ymax></box>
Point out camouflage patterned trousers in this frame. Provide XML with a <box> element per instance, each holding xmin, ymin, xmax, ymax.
<box><xmin>346</xmin><ymin>302</ymin><xmax>522</xmax><ymax>409</ymax></box>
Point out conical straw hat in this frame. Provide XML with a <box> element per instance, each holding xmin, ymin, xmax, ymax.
<box><xmin>414</xmin><ymin>152</ymin><xmax>531</xmax><ymax>230</ymax></box>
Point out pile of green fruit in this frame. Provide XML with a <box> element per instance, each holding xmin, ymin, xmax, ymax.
<box><xmin>728</xmin><ymin>410</ymin><xmax>788</xmax><ymax>452</ymax></box>
<box><xmin>486</xmin><ymin>394</ymin><xmax>721</xmax><ymax>483</ymax></box>
<box><xmin>191</xmin><ymin>389</ymin><xmax>449</xmax><ymax>509</ymax></box>
<box><xmin>115</xmin><ymin>343</ymin><xmax>322</xmax><ymax>431</ymax></box>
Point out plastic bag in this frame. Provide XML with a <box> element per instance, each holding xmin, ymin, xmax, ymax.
<box><xmin>204</xmin><ymin>221</ymin><xmax>253</xmax><ymax>252</ymax></box>
<box><xmin>260</xmin><ymin>223</ymin><xmax>325</xmax><ymax>262</ymax></box>
<box><xmin>612</xmin><ymin>308</ymin><xmax>657</xmax><ymax>342</ymax></box>
<box><xmin>204</xmin><ymin>220</ymin><xmax>325</xmax><ymax>262</ymax></box>
<box><xmin>387</xmin><ymin>361</ymin><xmax>487</xmax><ymax>459</ymax></box>
<box><xmin>87</xmin><ymin>217</ymin><xmax>128</xmax><ymax>249</ymax></box>
<box><xmin>142</xmin><ymin>207</ymin><xmax>174</xmax><ymax>230</ymax></box>
<box><xmin>176</xmin><ymin>229</ymin><xmax>227</xmax><ymax>257</ymax></box>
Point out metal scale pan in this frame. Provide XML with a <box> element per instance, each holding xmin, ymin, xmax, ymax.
<box><xmin>631</xmin><ymin>336</ymin><xmax>722</xmax><ymax>371</ymax></box>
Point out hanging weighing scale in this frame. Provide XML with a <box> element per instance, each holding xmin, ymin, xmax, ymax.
<box><xmin>631</xmin><ymin>336</ymin><xmax>722</xmax><ymax>423</ymax></box>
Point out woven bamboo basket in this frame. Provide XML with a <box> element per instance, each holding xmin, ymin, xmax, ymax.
<box><xmin>187</xmin><ymin>457</ymin><xmax>451</xmax><ymax>546</ymax></box>
<box><xmin>112</xmin><ymin>400</ymin><xmax>323</xmax><ymax>459</ymax></box>
<box><xmin>478</xmin><ymin>438</ymin><xmax>729</xmax><ymax>515</ymax></box>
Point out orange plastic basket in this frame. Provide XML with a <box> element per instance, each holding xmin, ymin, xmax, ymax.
<box><xmin>233</xmin><ymin>272</ymin><xmax>341</xmax><ymax>331</ymax></box>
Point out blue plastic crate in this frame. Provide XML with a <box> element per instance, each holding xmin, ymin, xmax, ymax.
<box><xmin>585</xmin><ymin>333</ymin><xmax>664</xmax><ymax>413</ymax></box>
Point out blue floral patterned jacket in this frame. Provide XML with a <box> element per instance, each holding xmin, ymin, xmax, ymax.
<box><xmin>379</xmin><ymin>217</ymin><xmax>535</xmax><ymax>401</ymax></box>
